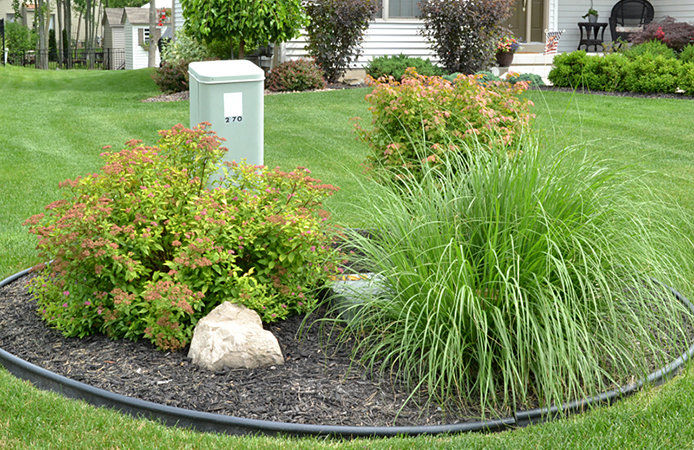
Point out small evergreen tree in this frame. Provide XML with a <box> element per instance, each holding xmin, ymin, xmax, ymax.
<box><xmin>48</xmin><ymin>29</ymin><xmax>57</xmax><ymax>62</ymax></box>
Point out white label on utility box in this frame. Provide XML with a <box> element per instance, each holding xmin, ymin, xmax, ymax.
<box><xmin>223</xmin><ymin>92</ymin><xmax>243</xmax><ymax>123</ymax></box>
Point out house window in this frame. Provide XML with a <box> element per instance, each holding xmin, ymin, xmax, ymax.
<box><xmin>143</xmin><ymin>28</ymin><xmax>150</xmax><ymax>44</ymax></box>
<box><xmin>388</xmin><ymin>0</ymin><xmax>420</xmax><ymax>18</ymax></box>
<box><xmin>5</xmin><ymin>13</ymin><xmax>16</xmax><ymax>23</ymax></box>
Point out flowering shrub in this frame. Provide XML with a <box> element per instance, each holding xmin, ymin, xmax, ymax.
<box><xmin>355</xmin><ymin>68</ymin><xmax>534</xmax><ymax>178</ymax></box>
<box><xmin>266</xmin><ymin>59</ymin><xmax>327</xmax><ymax>92</ymax></box>
<box><xmin>631</xmin><ymin>17</ymin><xmax>694</xmax><ymax>52</ymax></box>
<box><xmin>304</xmin><ymin>0</ymin><xmax>378</xmax><ymax>83</ymax></box>
<box><xmin>25</xmin><ymin>124</ymin><xmax>340</xmax><ymax>351</ymax></box>
<box><xmin>497</xmin><ymin>35</ymin><xmax>520</xmax><ymax>53</ymax></box>
<box><xmin>419</xmin><ymin>0</ymin><xmax>514</xmax><ymax>73</ymax></box>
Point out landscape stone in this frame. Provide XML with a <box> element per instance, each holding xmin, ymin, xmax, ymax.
<box><xmin>330</xmin><ymin>273</ymin><xmax>387</xmax><ymax>320</ymax></box>
<box><xmin>188</xmin><ymin>302</ymin><xmax>284</xmax><ymax>371</ymax></box>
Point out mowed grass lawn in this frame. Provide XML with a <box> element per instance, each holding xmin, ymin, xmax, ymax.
<box><xmin>0</xmin><ymin>65</ymin><xmax>692</xmax><ymax>448</ymax></box>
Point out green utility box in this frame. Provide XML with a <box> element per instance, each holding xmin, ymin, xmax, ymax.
<box><xmin>189</xmin><ymin>60</ymin><xmax>265</xmax><ymax>170</ymax></box>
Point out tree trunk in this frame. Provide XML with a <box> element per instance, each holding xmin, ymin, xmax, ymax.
<box><xmin>85</xmin><ymin>0</ymin><xmax>91</xmax><ymax>49</ymax></box>
<box><xmin>65</xmin><ymin>0</ymin><xmax>71</xmax><ymax>68</ymax></box>
<box><xmin>238</xmin><ymin>39</ymin><xmax>245</xmax><ymax>59</ymax></box>
<box><xmin>37</xmin><ymin>0</ymin><xmax>48</xmax><ymax>69</ymax></box>
<box><xmin>148</xmin><ymin>0</ymin><xmax>156</xmax><ymax>67</ymax></box>
<box><xmin>76</xmin><ymin>9</ymin><xmax>82</xmax><ymax>49</ymax></box>
<box><xmin>56</xmin><ymin>0</ymin><xmax>63</xmax><ymax>66</ymax></box>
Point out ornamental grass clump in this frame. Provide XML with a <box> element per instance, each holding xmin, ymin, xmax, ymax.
<box><xmin>25</xmin><ymin>124</ymin><xmax>340</xmax><ymax>351</ymax></box>
<box><xmin>336</xmin><ymin>138</ymin><xmax>693</xmax><ymax>415</ymax></box>
<box><xmin>355</xmin><ymin>68</ymin><xmax>534</xmax><ymax>180</ymax></box>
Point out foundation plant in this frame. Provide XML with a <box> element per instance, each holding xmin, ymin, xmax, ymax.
<box><xmin>339</xmin><ymin>76</ymin><xmax>694</xmax><ymax>416</ymax></box>
<box><xmin>24</xmin><ymin>124</ymin><xmax>341</xmax><ymax>351</ymax></box>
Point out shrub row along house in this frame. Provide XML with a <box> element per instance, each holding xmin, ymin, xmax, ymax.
<box><xmin>93</xmin><ymin>0</ymin><xmax>694</xmax><ymax>74</ymax></box>
<box><xmin>281</xmin><ymin>0</ymin><xmax>694</xmax><ymax>79</ymax></box>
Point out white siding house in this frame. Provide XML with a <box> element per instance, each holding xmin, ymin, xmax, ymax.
<box><xmin>284</xmin><ymin>0</ymin><xmax>694</xmax><ymax>70</ymax></box>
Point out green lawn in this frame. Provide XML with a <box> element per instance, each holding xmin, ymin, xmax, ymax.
<box><xmin>0</xmin><ymin>65</ymin><xmax>693</xmax><ymax>448</ymax></box>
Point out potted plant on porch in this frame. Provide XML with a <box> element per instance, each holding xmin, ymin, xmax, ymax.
<box><xmin>582</xmin><ymin>1</ymin><xmax>599</xmax><ymax>23</ymax></box>
<box><xmin>496</xmin><ymin>35</ymin><xmax>520</xmax><ymax>67</ymax></box>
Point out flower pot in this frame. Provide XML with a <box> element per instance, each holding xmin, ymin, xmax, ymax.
<box><xmin>495</xmin><ymin>51</ymin><xmax>514</xmax><ymax>68</ymax></box>
<box><xmin>588</xmin><ymin>15</ymin><xmax>598</xmax><ymax>23</ymax></box>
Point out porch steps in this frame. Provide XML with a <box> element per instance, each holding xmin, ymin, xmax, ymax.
<box><xmin>493</xmin><ymin>52</ymin><xmax>558</xmax><ymax>84</ymax></box>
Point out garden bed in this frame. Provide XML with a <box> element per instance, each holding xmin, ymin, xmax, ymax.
<box><xmin>1</xmin><ymin>270</ymin><xmax>693</xmax><ymax>435</ymax></box>
<box><xmin>0</xmin><ymin>272</ymin><xmax>482</xmax><ymax>427</ymax></box>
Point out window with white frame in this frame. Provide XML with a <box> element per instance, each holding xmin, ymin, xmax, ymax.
<box><xmin>388</xmin><ymin>0</ymin><xmax>420</xmax><ymax>18</ymax></box>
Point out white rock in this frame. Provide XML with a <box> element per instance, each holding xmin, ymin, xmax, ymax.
<box><xmin>187</xmin><ymin>302</ymin><xmax>284</xmax><ymax>371</ymax></box>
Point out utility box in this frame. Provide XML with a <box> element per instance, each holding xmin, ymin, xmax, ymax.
<box><xmin>189</xmin><ymin>60</ymin><xmax>265</xmax><ymax>170</ymax></box>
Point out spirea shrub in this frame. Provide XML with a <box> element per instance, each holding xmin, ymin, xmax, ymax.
<box><xmin>25</xmin><ymin>124</ymin><xmax>340</xmax><ymax>351</ymax></box>
<box><xmin>630</xmin><ymin>17</ymin><xmax>694</xmax><ymax>52</ymax></box>
<box><xmin>365</xmin><ymin>54</ymin><xmax>444</xmax><ymax>82</ymax></box>
<box><xmin>266</xmin><ymin>59</ymin><xmax>327</xmax><ymax>92</ymax></box>
<box><xmin>419</xmin><ymin>0</ymin><xmax>514</xmax><ymax>73</ymax></box>
<box><xmin>304</xmin><ymin>0</ymin><xmax>378</xmax><ymax>83</ymax></box>
<box><xmin>355</xmin><ymin>68</ymin><xmax>534</xmax><ymax>179</ymax></box>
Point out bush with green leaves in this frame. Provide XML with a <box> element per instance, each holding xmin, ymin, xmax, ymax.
<box><xmin>304</xmin><ymin>0</ymin><xmax>378</xmax><ymax>83</ymax></box>
<box><xmin>334</xmin><ymin>137</ymin><xmax>693</xmax><ymax>413</ymax></box>
<box><xmin>419</xmin><ymin>0</ymin><xmax>514</xmax><ymax>73</ymax></box>
<box><xmin>5</xmin><ymin>21</ymin><xmax>38</xmax><ymax>53</ymax></box>
<box><xmin>549</xmin><ymin>51</ymin><xmax>689</xmax><ymax>94</ymax></box>
<box><xmin>679</xmin><ymin>62</ymin><xmax>694</xmax><ymax>95</ymax></box>
<box><xmin>680</xmin><ymin>44</ymin><xmax>694</xmax><ymax>63</ymax></box>
<box><xmin>266</xmin><ymin>59</ymin><xmax>327</xmax><ymax>92</ymax></box>
<box><xmin>154</xmin><ymin>29</ymin><xmax>212</xmax><ymax>94</ymax></box>
<box><xmin>365</xmin><ymin>54</ymin><xmax>444</xmax><ymax>81</ymax></box>
<box><xmin>506</xmin><ymin>72</ymin><xmax>545</xmax><ymax>87</ymax></box>
<box><xmin>622</xmin><ymin>54</ymin><xmax>680</xmax><ymax>94</ymax></box>
<box><xmin>25</xmin><ymin>124</ymin><xmax>340</xmax><ymax>351</ymax></box>
<box><xmin>181</xmin><ymin>0</ymin><xmax>305</xmax><ymax>58</ymax></box>
<box><xmin>160</xmin><ymin>29</ymin><xmax>210</xmax><ymax>63</ymax></box>
<box><xmin>580</xmin><ymin>53</ymin><xmax>629</xmax><ymax>92</ymax></box>
<box><xmin>625</xmin><ymin>40</ymin><xmax>677</xmax><ymax>60</ymax></box>
<box><xmin>355</xmin><ymin>68</ymin><xmax>534</xmax><ymax>179</ymax></box>
<box><xmin>548</xmin><ymin>50</ymin><xmax>589</xmax><ymax>88</ymax></box>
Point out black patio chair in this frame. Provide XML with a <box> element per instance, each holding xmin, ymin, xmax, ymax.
<box><xmin>609</xmin><ymin>0</ymin><xmax>655</xmax><ymax>43</ymax></box>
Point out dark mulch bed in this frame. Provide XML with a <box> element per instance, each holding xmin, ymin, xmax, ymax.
<box><xmin>537</xmin><ymin>85</ymin><xmax>694</xmax><ymax>100</ymax></box>
<box><xmin>0</xmin><ymin>273</ymin><xmax>481</xmax><ymax>427</ymax></box>
<box><xmin>2</xmin><ymin>272</ymin><xmax>691</xmax><ymax>427</ymax></box>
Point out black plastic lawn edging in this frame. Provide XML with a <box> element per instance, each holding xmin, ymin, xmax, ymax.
<box><xmin>1</xmin><ymin>268</ymin><xmax>693</xmax><ymax>438</ymax></box>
